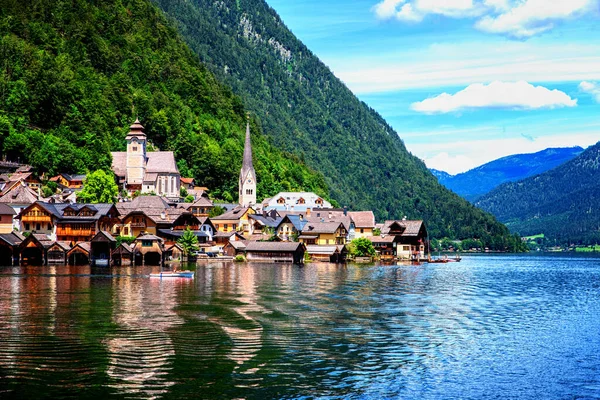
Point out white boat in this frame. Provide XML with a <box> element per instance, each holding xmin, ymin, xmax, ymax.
<box><xmin>149</xmin><ymin>271</ymin><xmax>194</xmax><ymax>278</ymax></box>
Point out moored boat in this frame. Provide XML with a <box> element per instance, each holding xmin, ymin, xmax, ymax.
<box><xmin>150</xmin><ymin>270</ymin><xmax>194</xmax><ymax>278</ymax></box>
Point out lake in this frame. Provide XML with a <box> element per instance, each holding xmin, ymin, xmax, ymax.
<box><xmin>0</xmin><ymin>255</ymin><xmax>599</xmax><ymax>399</ymax></box>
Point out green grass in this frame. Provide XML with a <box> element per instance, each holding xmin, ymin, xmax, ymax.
<box><xmin>575</xmin><ymin>245</ymin><xmax>600</xmax><ymax>252</ymax></box>
<box><xmin>524</xmin><ymin>234</ymin><xmax>545</xmax><ymax>241</ymax></box>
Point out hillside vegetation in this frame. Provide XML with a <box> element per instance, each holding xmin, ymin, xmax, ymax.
<box><xmin>0</xmin><ymin>0</ymin><xmax>328</xmax><ymax>201</ymax></box>
<box><xmin>476</xmin><ymin>142</ymin><xmax>600</xmax><ymax>243</ymax></box>
<box><xmin>152</xmin><ymin>0</ymin><xmax>523</xmax><ymax>249</ymax></box>
<box><xmin>433</xmin><ymin>147</ymin><xmax>583</xmax><ymax>201</ymax></box>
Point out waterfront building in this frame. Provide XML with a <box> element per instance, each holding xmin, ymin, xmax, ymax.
<box><xmin>211</xmin><ymin>206</ymin><xmax>256</xmax><ymax>235</ymax></box>
<box><xmin>111</xmin><ymin>119</ymin><xmax>181</xmax><ymax>199</ymax></box>
<box><xmin>348</xmin><ymin>211</ymin><xmax>375</xmax><ymax>238</ymax></box>
<box><xmin>298</xmin><ymin>221</ymin><xmax>347</xmax><ymax>246</ymax></box>
<box><xmin>261</xmin><ymin>192</ymin><xmax>331</xmax><ymax>212</ymax></box>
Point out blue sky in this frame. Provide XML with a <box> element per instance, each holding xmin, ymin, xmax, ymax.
<box><xmin>265</xmin><ymin>0</ymin><xmax>600</xmax><ymax>174</ymax></box>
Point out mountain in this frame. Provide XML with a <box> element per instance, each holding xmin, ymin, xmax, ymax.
<box><xmin>150</xmin><ymin>0</ymin><xmax>524</xmax><ymax>248</ymax></box>
<box><xmin>432</xmin><ymin>147</ymin><xmax>584</xmax><ymax>201</ymax></box>
<box><xmin>475</xmin><ymin>142</ymin><xmax>600</xmax><ymax>243</ymax></box>
<box><xmin>0</xmin><ymin>0</ymin><xmax>328</xmax><ymax>202</ymax></box>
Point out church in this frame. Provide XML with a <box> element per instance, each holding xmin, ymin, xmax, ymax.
<box><xmin>111</xmin><ymin>119</ymin><xmax>181</xmax><ymax>199</ymax></box>
<box><xmin>239</xmin><ymin>120</ymin><xmax>256</xmax><ymax>207</ymax></box>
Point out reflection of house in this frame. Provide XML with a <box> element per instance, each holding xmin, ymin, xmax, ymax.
<box><xmin>262</xmin><ymin>192</ymin><xmax>330</xmax><ymax>212</ymax></box>
<box><xmin>244</xmin><ymin>241</ymin><xmax>305</xmax><ymax>264</ymax></box>
<box><xmin>111</xmin><ymin>119</ymin><xmax>180</xmax><ymax>199</ymax></box>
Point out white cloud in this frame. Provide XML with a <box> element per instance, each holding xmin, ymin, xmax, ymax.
<box><xmin>333</xmin><ymin>41</ymin><xmax>600</xmax><ymax>93</ymax></box>
<box><xmin>373</xmin><ymin>0</ymin><xmax>406</xmax><ymax>19</ymax></box>
<box><xmin>475</xmin><ymin>0</ymin><xmax>595</xmax><ymax>38</ymax></box>
<box><xmin>579</xmin><ymin>81</ymin><xmax>600</xmax><ymax>102</ymax></box>
<box><xmin>397</xmin><ymin>3</ymin><xmax>424</xmax><ymax>21</ymax></box>
<box><xmin>411</xmin><ymin>81</ymin><xmax>577</xmax><ymax>114</ymax></box>
<box><xmin>372</xmin><ymin>0</ymin><xmax>597</xmax><ymax>38</ymax></box>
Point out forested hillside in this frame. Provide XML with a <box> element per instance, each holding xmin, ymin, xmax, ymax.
<box><xmin>433</xmin><ymin>147</ymin><xmax>583</xmax><ymax>201</ymax></box>
<box><xmin>152</xmin><ymin>0</ymin><xmax>523</xmax><ymax>248</ymax></box>
<box><xmin>476</xmin><ymin>142</ymin><xmax>600</xmax><ymax>243</ymax></box>
<box><xmin>0</xmin><ymin>0</ymin><xmax>327</xmax><ymax>201</ymax></box>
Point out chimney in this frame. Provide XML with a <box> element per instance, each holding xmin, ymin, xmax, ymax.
<box><xmin>343</xmin><ymin>206</ymin><xmax>348</xmax><ymax>216</ymax></box>
<box><xmin>328</xmin><ymin>212</ymin><xmax>332</xmax><ymax>219</ymax></box>
<box><xmin>306</xmin><ymin>208</ymin><xmax>311</xmax><ymax>217</ymax></box>
<box><xmin>299</xmin><ymin>214</ymin><xmax>303</xmax><ymax>221</ymax></box>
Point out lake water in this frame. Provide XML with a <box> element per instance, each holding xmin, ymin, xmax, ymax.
<box><xmin>0</xmin><ymin>255</ymin><xmax>599</xmax><ymax>399</ymax></box>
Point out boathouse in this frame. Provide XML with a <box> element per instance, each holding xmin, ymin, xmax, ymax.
<box><xmin>244</xmin><ymin>241</ymin><xmax>305</xmax><ymax>264</ymax></box>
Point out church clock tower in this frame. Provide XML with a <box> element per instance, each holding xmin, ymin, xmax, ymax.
<box><xmin>125</xmin><ymin>118</ymin><xmax>147</xmax><ymax>191</ymax></box>
<box><xmin>239</xmin><ymin>120</ymin><xmax>256</xmax><ymax>206</ymax></box>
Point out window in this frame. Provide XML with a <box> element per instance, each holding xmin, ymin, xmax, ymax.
<box><xmin>25</xmin><ymin>223</ymin><xmax>30</xmax><ymax>231</ymax></box>
<box><xmin>233</xmin><ymin>224</ymin><xmax>237</xmax><ymax>230</ymax></box>
<box><xmin>36</xmin><ymin>223</ymin><xmax>41</xmax><ymax>231</ymax></box>
<box><xmin>403</xmin><ymin>246</ymin><xmax>410</xmax><ymax>251</ymax></box>
<box><xmin>124</xmin><ymin>228</ymin><xmax>129</xmax><ymax>236</ymax></box>
<box><xmin>142</xmin><ymin>240</ymin><xmax>152</xmax><ymax>247</ymax></box>
<box><xmin>224</xmin><ymin>224</ymin><xmax>228</xmax><ymax>230</ymax></box>
<box><xmin>48</xmin><ymin>224</ymin><xmax>52</xmax><ymax>230</ymax></box>
<box><xmin>133</xmin><ymin>146</ymin><xmax>138</xmax><ymax>151</ymax></box>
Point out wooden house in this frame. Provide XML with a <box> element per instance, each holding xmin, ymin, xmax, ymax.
<box><xmin>47</xmin><ymin>242</ymin><xmax>71</xmax><ymax>265</ymax></box>
<box><xmin>112</xmin><ymin>243</ymin><xmax>133</xmax><ymax>266</ymax></box>
<box><xmin>0</xmin><ymin>232</ymin><xmax>24</xmax><ymax>265</ymax></box>
<box><xmin>305</xmin><ymin>245</ymin><xmax>347</xmax><ymax>263</ymax></box>
<box><xmin>51</xmin><ymin>174</ymin><xmax>86</xmax><ymax>189</ymax></box>
<box><xmin>299</xmin><ymin>221</ymin><xmax>347</xmax><ymax>246</ymax></box>
<box><xmin>211</xmin><ymin>206</ymin><xmax>256</xmax><ymax>235</ymax></box>
<box><xmin>132</xmin><ymin>233</ymin><xmax>164</xmax><ymax>265</ymax></box>
<box><xmin>90</xmin><ymin>231</ymin><xmax>117</xmax><ymax>266</ymax></box>
<box><xmin>0</xmin><ymin>204</ymin><xmax>16</xmax><ymax>234</ymax></box>
<box><xmin>244</xmin><ymin>241</ymin><xmax>305</xmax><ymax>264</ymax></box>
<box><xmin>67</xmin><ymin>242</ymin><xmax>91</xmax><ymax>265</ymax></box>
<box><xmin>348</xmin><ymin>211</ymin><xmax>375</xmax><ymax>239</ymax></box>
<box><xmin>380</xmin><ymin>220</ymin><xmax>428</xmax><ymax>260</ymax></box>
<box><xmin>275</xmin><ymin>215</ymin><xmax>306</xmax><ymax>241</ymax></box>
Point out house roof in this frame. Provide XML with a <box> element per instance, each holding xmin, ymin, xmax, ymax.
<box><xmin>0</xmin><ymin>232</ymin><xmax>23</xmax><ymax>247</ymax></box>
<box><xmin>68</xmin><ymin>242</ymin><xmax>91</xmax><ymax>254</ymax></box>
<box><xmin>92</xmin><ymin>230</ymin><xmax>117</xmax><ymax>243</ymax></box>
<box><xmin>135</xmin><ymin>233</ymin><xmax>163</xmax><ymax>242</ymax></box>
<box><xmin>250</xmin><ymin>214</ymin><xmax>282</xmax><ymax>228</ymax></box>
<box><xmin>277</xmin><ymin>215</ymin><xmax>307</xmax><ymax>231</ymax></box>
<box><xmin>211</xmin><ymin>206</ymin><xmax>252</xmax><ymax>220</ymax></box>
<box><xmin>302</xmin><ymin>221</ymin><xmax>344</xmax><ymax>234</ymax></box>
<box><xmin>191</xmin><ymin>197</ymin><xmax>213</xmax><ymax>207</ymax></box>
<box><xmin>111</xmin><ymin>150</ymin><xmax>179</xmax><ymax>178</ymax></box>
<box><xmin>181</xmin><ymin>177</ymin><xmax>194</xmax><ymax>185</ymax></box>
<box><xmin>24</xmin><ymin>202</ymin><xmax>118</xmax><ymax>221</ymax></box>
<box><xmin>157</xmin><ymin>229</ymin><xmax>209</xmax><ymax>239</ymax></box>
<box><xmin>305</xmin><ymin>245</ymin><xmax>339</xmax><ymax>255</ymax></box>
<box><xmin>0</xmin><ymin>203</ymin><xmax>16</xmax><ymax>215</ymax></box>
<box><xmin>61</xmin><ymin>173</ymin><xmax>86</xmax><ymax>182</ymax></box>
<box><xmin>228</xmin><ymin>240</ymin><xmax>247</xmax><ymax>250</ymax></box>
<box><xmin>0</xmin><ymin>182</ymin><xmax>40</xmax><ymax>204</ymax></box>
<box><xmin>245</xmin><ymin>241</ymin><xmax>304</xmax><ymax>252</ymax></box>
<box><xmin>348</xmin><ymin>211</ymin><xmax>375</xmax><ymax>228</ymax></box>
<box><xmin>381</xmin><ymin>220</ymin><xmax>425</xmax><ymax>237</ymax></box>
<box><xmin>367</xmin><ymin>235</ymin><xmax>396</xmax><ymax>244</ymax></box>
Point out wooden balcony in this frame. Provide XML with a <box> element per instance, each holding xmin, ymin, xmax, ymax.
<box><xmin>57</xmin><ymin>227</ymin><xmax>95</xmax><ymax>238</ymax></box>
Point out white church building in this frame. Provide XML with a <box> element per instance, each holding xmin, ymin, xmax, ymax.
<box><xmin>111</xmin><ymin>119</ymin><xmax>181</xmax><ymax>199</ymax></box>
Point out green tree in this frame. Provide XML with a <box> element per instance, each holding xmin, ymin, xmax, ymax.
<box><xmin>348</xmin><ymin>238</ymin><xmax>376</xmax><ymax>258</ymax></box>
<box><xmin>209</xmin><ymin>206</ymin><xmax>226</xmax><ymax>218</ymax></box>
<box><xmin>77</xmin><ymin>170</ymin><xmax>119</xmax><ymax>203</ymax></box>
<box><xmin>178</xmin><ymin>228</ymin><xmax>199</xmax><ymax>256</ymax></box>
<box><xmin>184</xmin><ymin>194</ymin><xmax>195</xmax><ymax>203</ymax></box>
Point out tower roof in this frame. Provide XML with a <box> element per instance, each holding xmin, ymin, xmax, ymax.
<box><xmin>239</xmin><ymin>121</ymin><xmax>256</xmax><ymax>183</ymax></box>
<box><xmin>126</xmin><ymin>118</ymin><xmax>146</xmax><ymax>139</ymax></box>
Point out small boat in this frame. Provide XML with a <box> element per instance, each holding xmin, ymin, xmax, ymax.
<box><xmin>150</xmin><ymin>270</ymin><xmax>194</xmax><ymax>278</ymax></box>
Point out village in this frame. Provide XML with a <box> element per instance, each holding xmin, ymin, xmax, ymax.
<box><xmin>0</xmin><ymin>119</ymin><xmax>428</xmax><ymax>266</ymax></box>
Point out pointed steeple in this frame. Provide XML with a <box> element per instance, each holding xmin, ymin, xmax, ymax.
<box><xmin>239</xmin><ymin>117</ymin><xmax>256</xmax><ymax>206</ymax></box>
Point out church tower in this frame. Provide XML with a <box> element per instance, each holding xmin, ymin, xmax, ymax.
<box><xmin>125</xmin><ymin>118</ymin><xmax>147</xmax><ymax>190</ymax></box>
<box><xmin>239</xmin><ymin>120</ymin><xmax>256</xmax><ymax>206</ymax></box>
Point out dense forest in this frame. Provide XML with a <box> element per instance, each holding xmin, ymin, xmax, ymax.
<box><xmin>0</xmin><ymin>0</ymin><xmax>328</xmax><ymax>202</ymax></box>
<box><xmin>433</xmin><ymin>147</ymin><xmax>583</xmax><ymax>201</ymax></box>
<box><xmin>476</xmin><ymin>142</ymin><xmax>600</xmax><ymax>244</ymax></box>
<box><xmin>152</xmin><ymin>0</ymin><xmax>523</xmax><ymax>249</ymax></box>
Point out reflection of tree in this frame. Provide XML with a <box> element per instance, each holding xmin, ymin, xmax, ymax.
<box><xmin>105</xmin><ymin>269</ymin><xmax>190</xmax><ymax>399</ymax></box>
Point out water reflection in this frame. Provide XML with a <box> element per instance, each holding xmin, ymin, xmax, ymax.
<box><xmin>0</xmin><ymin>257</ymin><xmax>599</xmax><ymax>399</ymax></box>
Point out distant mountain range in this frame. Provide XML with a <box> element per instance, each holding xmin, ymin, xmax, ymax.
<box><xmin>475</xmin><ymin>142</ymin><xmax>600</xmax><ymax>243</ymax></box>
<box><xmin>431</xmin><ymin>147</ymin><xmax>584</xmax><ymax>201</ymax></box>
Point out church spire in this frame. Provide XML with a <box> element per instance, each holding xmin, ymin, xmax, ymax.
<box><xmin>239</xmin><ymin>117</ymin><xmax>256</xmax><ymax>206</ymax></box>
